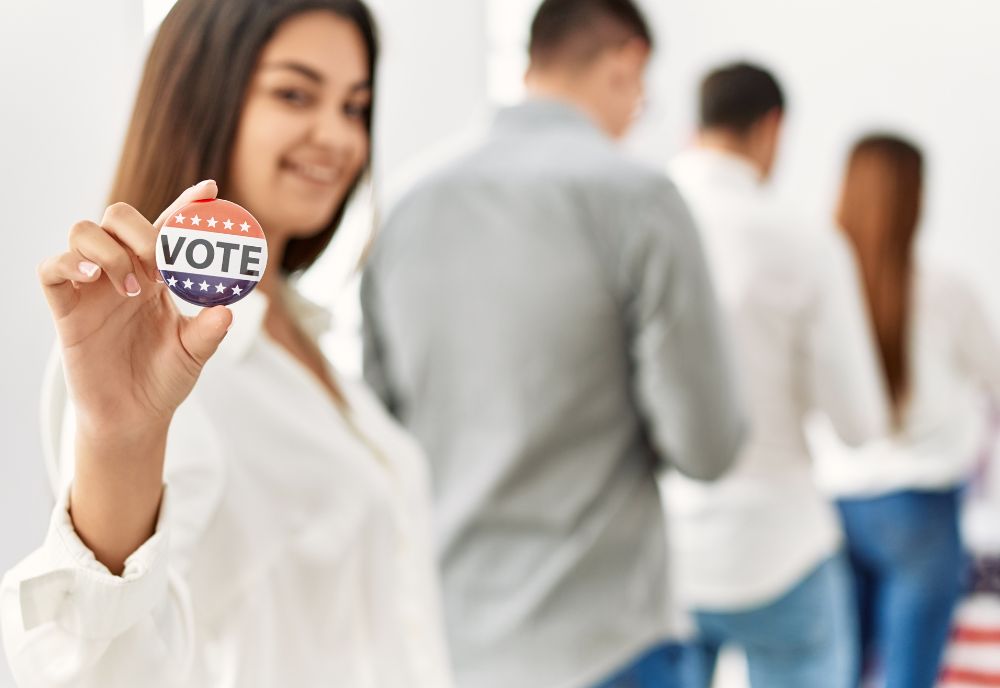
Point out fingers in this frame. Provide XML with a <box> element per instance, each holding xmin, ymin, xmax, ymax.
<box><xmin>153</xmin><ymin>179</ymin><xmax>218</xmax><ymax>231</ymax></box>
<box><xmin>68</xmin><ymin>220</ymin><xmax>146</xmax><ymax>299</ymax></box>
<box><xmin>39</xmin><ymin>180</ymin><xmax>219</xmax><ymax>320</ymax></box>
<box><xmin>100</xmin><ymin>202</ymin><xmax>160</xmax><ymax>283</ymax></box>
<box><xmin>38</xmin><ymin>251</ymin><xmax>103</xmax><ymax>318</ymax></box>
<box><xmin>179</xmin><ymin>306</ymin><xmax>232</xmax><ymax>367</ymax></box>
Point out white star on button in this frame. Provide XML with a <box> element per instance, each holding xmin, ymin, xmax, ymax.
<box><xmin>182</xmin><ymin>278</ymin><xmax>193</xmax><ymax>290</ymax></box>
<box><xmin>167</xmin><ymin>275</ymin><xmax>178</xmax><ymax>287</ymax></box>
<box><xmin>207</xmin><ymin>217</ymin><xmax>217</xmax><ymax>228</ymax></box>
<box><xmin>231</xmin><ymin>284</ymin><xmax>243</xmax><ymax>296</ymax></box>
<box><xmin>191</xmin><ymin>215</ymin><xmax>202</xmax><ymax>226</ymax></box>
<box><xmin>174</xmin><ymin>213</ymin><xmax>186</xmax><ymax>224</ymax></box>
<box><xmin>215</xmin><ymin>282</ymin><xmax>226</xmax><ymax>293</ymax></box>
<box><xmin>239</xmin><ymin>221</ymin><xmax>250</xmax><ymax>232</ymax></box>
<box><xmin>223</xmin><ymin>219</ymin><xmax>234</xmax><ymax>230</ymax></box>
<box><xmin>199</xmin><ymin>280</ymin><xmax>209</xmax><ymax>291</ymax></box>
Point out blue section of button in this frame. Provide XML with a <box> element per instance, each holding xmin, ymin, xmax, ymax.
<box><xmin>159</xmin><ymin>269</ymin><xmax>258</xmax><ymax>307</ymax></box>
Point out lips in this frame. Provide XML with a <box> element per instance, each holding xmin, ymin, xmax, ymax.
<box><xmin>282</xmin><ymin>158</ymin><xmax>340</xmax><ymax>186</ymax></box>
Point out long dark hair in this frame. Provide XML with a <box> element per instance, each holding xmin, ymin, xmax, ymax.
<box><xmin>838</xmin><ymin>134</ymin><xmax>923</xmax><ymax>420</ymax></box>
<box><xmin>109</xmin><ymin>0</ymin><xmax>378</xmax><ymax>274</ymax></box>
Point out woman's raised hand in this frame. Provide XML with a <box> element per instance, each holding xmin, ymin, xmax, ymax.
<box><xmin>37</xmin><ymin>181</ymin><xmax>235</xmax><ymax>573</ymax></box>
<box><xmin>38</xmin><ymin>180</ymin><xmax>233</xmax><ymax>439</ymax></box>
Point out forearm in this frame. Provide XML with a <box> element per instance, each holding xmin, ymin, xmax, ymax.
<box><xmin>70</xmin><ymin>423</ymin><xmax>169</xmax><ymax>575</ymax></box>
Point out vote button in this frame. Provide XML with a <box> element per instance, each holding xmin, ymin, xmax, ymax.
<box><xmin>156</xmin><ymin>198</ymin><xmax>268</xmax><ymax>307</ymax></box>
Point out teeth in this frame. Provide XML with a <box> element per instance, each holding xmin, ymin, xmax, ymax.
<box><xmin>291</xmin><ymin>162</ymin><xmax>337</xmax><ymax>184</ymax></box>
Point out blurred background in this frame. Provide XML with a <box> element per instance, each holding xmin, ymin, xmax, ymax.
<box><xmin>2</xmin><ymin>0</ymin><xmax>998</xmax><ymax>684</ymax></box>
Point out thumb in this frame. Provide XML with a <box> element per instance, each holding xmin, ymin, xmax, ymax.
<box><xmin>180</xmin><ymin>306</ymin><xmax>233</xmax><ymax>367</ymax></box>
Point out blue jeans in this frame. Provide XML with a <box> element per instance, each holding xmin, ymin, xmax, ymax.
<box><xmin>592</xmin><ymin>642</ymin><xmax>699</xmax><ymax>688</ymax></box>
<box><xmin>682</xmin><ymin>553</ymin><xmax>857</xmax><ymax>688</ymax></box>
<box><xmin>838</xmin><ymin>488</ymin><xmax>967</xmax><ymax>688</ymax></box>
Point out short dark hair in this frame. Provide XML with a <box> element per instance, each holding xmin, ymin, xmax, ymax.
<box><xmin>529</xmin><ymin>0</ymin><xmax>653</xmax><ymax>68</ymax></box>
<box><xmin>699</xmin><ymin>62</ymin><xmax>784</xmax><ymax>134</ymax></box>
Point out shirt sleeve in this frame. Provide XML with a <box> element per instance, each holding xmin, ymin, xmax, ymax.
<box><xmin>952</xmin><ymin>275</ymin><xmax>1000</xmax><ymax>400</ymax></box>
<box><xmin>803</xmin><ymin>229</ymin><xmax>891</xmax><ymax>444</ymax></box>
<box><xmin>1</xmin><ymin>392</ymin><xmax>223</xmax><ymax>688</ymax></box>
<box><xmin>360</xmin><ymin>265</ymin><xmax>398</xmax><ymax>416</ymax></box>
<box><xmin>619</xmin><ymin>177</ymin><xmax>746</xmax><ymax>481</ymax></box>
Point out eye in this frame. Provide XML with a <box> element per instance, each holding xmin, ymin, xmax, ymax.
<box><xmin>274</xmin><ymin>88</ymin><xmax>314</xmax><ymax>107</ymax></box>
<box><xmin>344</xmin><ymin>101</ymin><xmax>371</xmax><ymax>121</ymax></box>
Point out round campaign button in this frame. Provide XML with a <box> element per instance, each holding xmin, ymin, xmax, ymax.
<box><xmin>155</xmin><ymin>198</ymin><xmax>268</xmax><ymax>307</ymax></box>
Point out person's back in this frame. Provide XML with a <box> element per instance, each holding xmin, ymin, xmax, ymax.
<box><xmin>662</xmin><ymin>64</ymin><xmax>889</xmax><ymax>688</ymax></box>
<box><xmin>809</xmin><ymin>134</ymin><xmax>1000</xmax><ymax>688</ymax></box>
<box><xmin>813</xmin><ymin>263</ymin><xmax>1000</xmax><ymax>493</ymax></box>
<box><xmin>361</xmin><ymin>3</ymin><xmax>744</xmax><ymax>686</ymax></box>
<box><xmin>667</xmin><ymin>146</ymin><xmax>884</xmax><ymax>606</ymax></box>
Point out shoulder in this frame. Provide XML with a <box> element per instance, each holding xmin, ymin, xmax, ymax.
<box><xmin>916</xmin><ymin>260</ymin><xmax>983</xmax><ymax>321</ymax></box>
<box><xmin>740</xmin><ymin>205</ymin><xmax>841</xmax><ymax>277</ymax></box>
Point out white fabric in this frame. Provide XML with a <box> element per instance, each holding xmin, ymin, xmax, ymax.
<box><xmin>662</xmin><ymin>149</ymin><xmax>890</xmax><ymax>610</ymax></box>
<box><xmin>811</xmin><ymin>266</ymin><xmax>1000</xmax><ymax>497</ymax></box>
<box><xmin>1</xmin><ymin>287</ymin><xmax>454</xmax><ymax>688</ymax></box>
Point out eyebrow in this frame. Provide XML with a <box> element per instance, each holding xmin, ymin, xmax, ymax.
<box><xmin>261</xmin><ymin>61</ymin><xmax>372</xmax><ymax>92</ymax></box>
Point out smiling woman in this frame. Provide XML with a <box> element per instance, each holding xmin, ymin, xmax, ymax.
<box><xmin>113</xmin><ymin>0</ymin><xmax>376</xmax><ymax>274</ymax></box>
<box><xmin>0</xmin><ymin>1</ymin><xmax>454</xmax><ymax>686</ymax></box>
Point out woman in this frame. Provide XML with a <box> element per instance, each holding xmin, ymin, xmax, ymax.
<box><xmin>812</xmin><ymin>134</ymin><xmax>1000</xmax><ymax>688</ymax></box>
<box><xmin>0</xmin><ymin>1</ymin><xmax>453</xmax><ymax>686</ymax></box>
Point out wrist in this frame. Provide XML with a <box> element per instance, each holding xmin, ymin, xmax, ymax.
<box><xmin>75</xmin><ymin>414</ymin><xmax>172</xmax><ymax>450</ymax></box>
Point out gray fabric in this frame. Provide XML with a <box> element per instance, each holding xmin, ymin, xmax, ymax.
<box><xmin>361</xmin><ymin>99</ymin><xmax>744</xmax><ymax>688</ymax></box>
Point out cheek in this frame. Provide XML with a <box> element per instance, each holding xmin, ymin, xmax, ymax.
<box><xmin>233</xmin><ymin>106</ymin><xmax>303</xmax><ymax>180</ymax></box>
<box><xmin>344</xmin><ymin>130</ymin><xmax>370</xmax><ymax>178</ymax></box>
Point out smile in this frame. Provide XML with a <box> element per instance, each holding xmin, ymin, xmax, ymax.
<box><xmin>283</xmin><ymin>160</ymin><xmax>340</xmax><ymax>186</ymax></box>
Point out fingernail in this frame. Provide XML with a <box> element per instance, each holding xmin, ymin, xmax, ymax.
<box><xmin>124</xmin><ymin>273</ymin><xmax>141</xmax><ymax>297</ymax></box>
<box><xmin>78</xmin><ymin>261</ymin><xmax>100</xmax><ymax>278</ymax></box>
<box><xmin>196</xmin><ymin>179</ymin><xmax>216</xmax><ymax>189</ymax></box>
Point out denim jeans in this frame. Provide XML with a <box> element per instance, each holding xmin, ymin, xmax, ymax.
<box><xmin>681</xmin><ymin>552</ymin><xmax>857</xmax><ymax>688</ymax></box>
<box><xmin>837</xmin><ymin>488</ymin><xmax>967</xmax><ymax>688</ymax></box>
<box><xmin>591</xmin><ymin>642</ymin><xmax>699</xmax><ymax>688</ymax></box>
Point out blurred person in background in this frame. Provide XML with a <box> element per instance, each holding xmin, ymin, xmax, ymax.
<box><xmin>812</xmin><ymin>134</ymin><xmax>1000</xmax><ymax>688</ymax></box>
<box><xmin>360</xmin><ymin>1</ymin><xmax>745</xmax><ymax>686</ymax></box>
<box><xmin>664</xmin><ymin>63</ymin><xmax>890</xmax><ymax>687</ymax></box>
<box><xmin>0</xmin><ymin>1</ymin><xmax>456</xmax><ymax>686</ymax></box>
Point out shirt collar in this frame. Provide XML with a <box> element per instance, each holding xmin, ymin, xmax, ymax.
<box><xmin>671</xmin><ymin>147</ymin><xmax>763</xmax><ymax>192</ymax></box>
<box><xmin>492</xmin><ymin>97</ymin><xmax>605</xmax><ymax>139</ymax></box>
<box><xmin>178</xmin><ymin>282</ymin><xmax>333</xmax><ymax>363</ymax></box>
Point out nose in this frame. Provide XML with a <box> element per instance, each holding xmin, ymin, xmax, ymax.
<box><xmin>310</xmin><ymin>103</ymin><xmax>354</xmax><ymax>152</ymax></box>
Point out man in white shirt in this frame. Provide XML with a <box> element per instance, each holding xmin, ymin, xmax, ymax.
<box><xmin>662</xmin><ymin>63</ymin><xmax>890</xmax><ymax>687</ymax></box>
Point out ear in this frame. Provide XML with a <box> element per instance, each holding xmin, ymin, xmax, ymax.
<box><xmin>616</xmin><ymin>38</ymin><xmax>650</xmax><ymax>75</ymax></box>
<box><xmin>760</xmin><ymin>108</ymin><xmax>783</xmax><ymax>138</ymax></box>
<box><xmin>605</xmin><ymin>38</ymin><xmax>650</xmax><ymax>91</ymax></box>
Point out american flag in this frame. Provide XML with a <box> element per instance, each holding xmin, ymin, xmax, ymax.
<box><xmin>938</xmin><ymin>560</ymin><xmax>1000</xmax><ymax>687</ymax></box>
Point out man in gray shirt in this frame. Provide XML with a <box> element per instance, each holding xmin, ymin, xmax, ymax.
<box><xmin>361</xmin><ymin>1</ymin><xmax>744</xmax><ymax>686</ymax></box>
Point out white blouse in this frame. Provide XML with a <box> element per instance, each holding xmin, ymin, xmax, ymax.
<box><xmin>812</xmin><ymin>265</ymin><xmax>1000</xmax><ymax>497</ymax></box>
<box><xmin>1</xmin><ymin>288</ymin><xmax>454</xmax><ymax>688</ymax></box>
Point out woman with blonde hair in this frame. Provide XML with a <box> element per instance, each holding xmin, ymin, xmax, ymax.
<box><xmin>813</xmin><ymin>134</ymin><xmax>1000</xmax><ymax>687</ymax></box>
